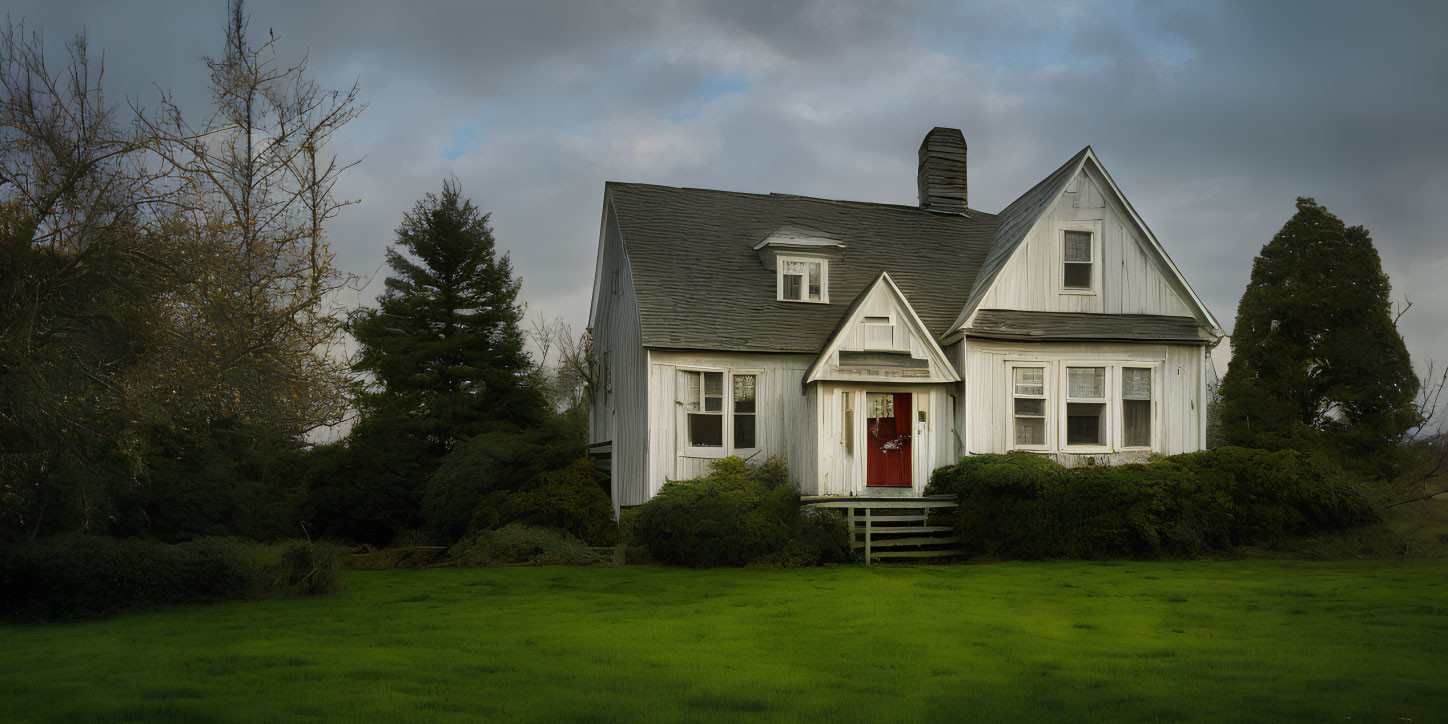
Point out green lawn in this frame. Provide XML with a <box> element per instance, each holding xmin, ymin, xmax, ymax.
<box><xmin>2</xmin><ymin>561</ymin><xmax>1445</xmax><ymax>723</ymax></box>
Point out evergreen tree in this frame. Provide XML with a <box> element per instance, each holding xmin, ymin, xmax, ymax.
<box><xmin>351</xmin><ymin>181</ymin><xmax>544</xmax><ymax>456</ymax></box>
<box><xmin>1218</xmin><ymin>197</ymin><xmax>1420</xmax><ymax>476</ymax></box>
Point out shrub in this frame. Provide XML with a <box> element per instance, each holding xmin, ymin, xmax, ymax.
<box><xmin>494</xmin><ymin>459</ymin><xmax>618</xmax><ymax>546</ymax></box>
<box><xmin>631</xmin><ymin>457</ymin><xmax>800</xmax><ymax>568</ymax></box>
<box><xmin>924</xmin><ymin>447</ymin><xmax>1376</xmax><ymax>560</ymax></box>
<box><xmin>447</xmin><ymin>524</ymin><xmax>607</xmax><ymax>566</ymax></box>
<box><xmin>0</xmin><ymin>534</ymin><xmax>258</xmax><ymax>621</ymax></box>
<box><xmin>781</xmin><ymin>508</ymin><xmax>855</xmax><ymax>567</ymax></box>
<box><xmin>423</xmin><ymin>413</ymin><xmax>587</xmax><ymax>542</ymax></box>
<box><xmin>273</xmin><ymin>540</ymin><xmax>342</xmax><ymax>595</ymax></box>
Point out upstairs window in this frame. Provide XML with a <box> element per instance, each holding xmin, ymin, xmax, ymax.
<box><xmin>779</xmin><ymin>257</ymin><xmax>827</xmax><ymax>302</ymax></box>
<box><xmin>1063</xmin><ymin>230</ymin><xmax>1093</xmax><ymax>290</ymax></box>
<box><xmin>862</xmin><ymin>315</ymin><xmax>894</xmax><ymax>349</ymax></box>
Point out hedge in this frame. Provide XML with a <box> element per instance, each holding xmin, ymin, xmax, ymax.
<box><xmin>0</xmin><ymin>534</ymin><xmax>259</xmax><ymax>621</ymax></box>
<box><xmin>925</xmin><ymin>447</ymin><xmax>1374</xmax><ymax>560</ymax></box>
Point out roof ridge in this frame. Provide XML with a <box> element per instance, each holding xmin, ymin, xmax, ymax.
<box><xmin>607</xmin><ymin>180</ymin><xmax>996</xmax><ymax>218</ymax></box>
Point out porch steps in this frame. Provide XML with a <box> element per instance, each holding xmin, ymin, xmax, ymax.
<box><xmin>801</xmin><ymin>495</ymin><xmax>961</xmax><ymax>564</ymax></box>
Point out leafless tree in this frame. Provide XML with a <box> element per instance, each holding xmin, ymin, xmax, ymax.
<box><xmin>527</xmin><ymin>313</ymin><xmax>597</xmax><ymax>413</ymax></box>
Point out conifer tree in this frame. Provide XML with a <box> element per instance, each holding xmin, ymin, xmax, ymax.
<box><xmin>1218</xmin><ymin>197</ymin><xmax>1420</xmax><ymax>476</ymax></box>
<box><xmin>351</xmin><ymin>181</ymin><xmax>544</xmax><ymax>456</ymax></box>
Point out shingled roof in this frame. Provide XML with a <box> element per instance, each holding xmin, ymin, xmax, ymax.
<box><xmin>965</xmin><ymin>309</ymin><xmax>1208</xmax><ymax>344</ymax></box>
<box><xmin>607</xmin><ymin>183</ymin><xmax>999</xmax><ymax>352</ymax></box>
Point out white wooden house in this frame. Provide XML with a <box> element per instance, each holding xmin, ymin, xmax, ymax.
<box><xmin>587</xmin><ymin>127</ymin><xmax>1222</xmax><ymax>508</ymax></box>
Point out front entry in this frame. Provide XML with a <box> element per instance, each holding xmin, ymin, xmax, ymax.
<box><xmin>865</xmin><ymin>392</ymin><xmax>912</xmax><ymax>487</ymax></box>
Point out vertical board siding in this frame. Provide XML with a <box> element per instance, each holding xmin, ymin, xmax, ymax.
<box><xmin>978</xmin><ymin>166</ymin><xmax>1197</xmax><ymax>319</ymax></box>
<box><xmin>589</xmin><ymin>204</ymin><xmax>650</xmax><ymax>508</ymax></box>
<box><xmin>964</xmin><ymin>339</ymin><xmax>1204</xmax><ymax>459</ymax></box>
<box><xmin>647</xmin><ymin>351</ymin><xmax>814</xmax><ymax>497</ymax></box>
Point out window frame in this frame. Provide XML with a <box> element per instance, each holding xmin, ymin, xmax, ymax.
<box><xmin>777</xmin><ymin>255</ymin><xmax>829</xmax><ymax>303</ymax></box>
<box><xmin>677</xmin><ymin>366</ymin><xmax>762</xmax><ymax>459</ymax></box>
<box><xmin>1059</xmin><ymin>225</ymin><xmax>1101</xmax><ymax>296</ymax></box>
<box><xmin>1061</xmin><ymin>363</ymin><xmax>1112</xmax><ymax>452</ymax></box>
<box><xmin>1008</xmin><ymin>362</ymin><xmax>1052</xmax><ymax>451</ymax></box>
<box><xmin>1117</xmin><ymin>364</ymin><xmax>1160</xmax><ymax>451</ymax></box>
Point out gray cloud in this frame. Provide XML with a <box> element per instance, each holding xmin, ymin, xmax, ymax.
<box><xmin>11</xmin><ymin>0</ymin><xmax>1448</xmax><ymax>392</ymax></box>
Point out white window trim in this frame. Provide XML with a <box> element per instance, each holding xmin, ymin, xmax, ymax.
<box><xmin>777</xmin><ymin>255</ymin><xmax>829</xmax><ymax>303</ymax></box>
<box><xmin>1058</xmin><ymin>224</ymin><xmax>1102</xmax><ymax>296</ymax></box>
<box><xmin>677</xmin><ymin>366</ymin><xmax>763</xmax><ymax>459</ymax></box>
<box><xmin>1117</xmin><ymin>363</ymin><xmax>1162</xmax><ymax>452</ymax></box>
<box><xmin>1008</xmin><ymin>361</ymin><xmax>1052</xmax><ymax>451</ymax></box>
<box><xmin>1061</xmin><ymin>363</ymin><xmax>1113</xmax><ymax>453</ymax></box>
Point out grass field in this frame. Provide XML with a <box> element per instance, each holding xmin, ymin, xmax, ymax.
<box><xmin>2</xmin><ymin>560</ymin><xmax>1445</xmax><ymax>723</ymax></box>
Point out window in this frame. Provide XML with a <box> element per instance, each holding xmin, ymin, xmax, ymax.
<box><xmin>681</xmin><ymin>370</ymin><xmax>724</xmax><ymax>448</ymax></box>
<box><xmin>862</xmin><ymin>315</ymin><xmax>893</xmax><ymax>349</ymax></box>
<box><xmin>1063</xmin><ymin>230</ymin><xmax>1093</xmax><ymax>290</ymax></box>
<box><xmin>733</xmin><ymin>374</ymin><xmax>756</xmax><ymax>449</ymax></box>
<box><xmin>1012</xmin><ymin>366</ymin><xmax>1047</xmax><ymax>447</ymax></box>
<box><xmin>1065</xmin><ymin>366</ymin><xmax>1107</xmax><ymax>446</ymax></box>
<box><xmin>778</xmin><ymin>257</ymin><xmax>827</xmax><ymax>302</ymax></box>
<box><xmin>1122</xmin><ymin>367</ymin><xmax>1152</xmax><ymax>448</ymax></box>
<box><xmin>680</xmin><ymin>369</ymin><xmax>758</xmax><ymax>454</ymax></box>
<box><xmin>842</xmin><ymin>391</ymin><xmax>854</xmax><ymax>454</ymax></box>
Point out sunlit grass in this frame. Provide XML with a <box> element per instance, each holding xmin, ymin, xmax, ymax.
<box><xmin>2</xmin><ymin>560</ymin><xmax>1445</xmax><ymax>722</ymax></box>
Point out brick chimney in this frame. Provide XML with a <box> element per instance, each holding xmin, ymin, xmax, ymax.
<box><xmin>917</xmin><ymin>127</ymin><xmax>967</xmax><ymax>213</ymax></box>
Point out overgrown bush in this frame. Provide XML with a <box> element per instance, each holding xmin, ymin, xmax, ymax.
<box><xmin>273</xmin><ymin>540</ymin><xmax>341</xmax><ymax>595</ymax></box>
<box><xmin>446</xmin><ymin>524</ymin><xmax>607</xmax><ymax>566</ymax></box>
<box><xmin>492</xmin><ymin>459</ymin><xmax>618</xmax><ymax>546</ymax></box>
<box><xmin>422</xmin><ymin>412</ymin><xmax>587</xmax><ymax>542</ymax></box>
<box><xmin>925</xmin><ymin>447</ymin><xmax>1375</xmax><ymax>560</ymax></box>
<box><xmin>0</xmin><ymin>534</ymin><xmax>258</xmax><ymax>620</ymax></box>
<box><xmin>630</xmin><ymin>457</ymin><xmax>800</xmax><ymax>567</ymax></box>
<box><xmin>781</xmin><ymin>508</ymin><xmax>855</xmax><ymax>567</ymax></box>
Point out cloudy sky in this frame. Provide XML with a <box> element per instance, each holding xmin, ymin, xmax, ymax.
<box><xmin>14</xmin><ymin>0</ymin><xmax>1448</xmax><ymax>383</ymax></box>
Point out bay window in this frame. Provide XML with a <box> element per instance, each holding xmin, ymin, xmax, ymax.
<box><xmin>1011</xmin><ymin>365</ymin><xmax>1048</xmax><ymax>448</ymax></box>
<box><xmin>1065</xmin><ymin>366</ymin><xmax>1108</xmax><ymax>447</ymax></box>
<box><xmin>1121</xmin><ymin>367</ymin><xmax>1153</xmax><ymax>448</ymax></box>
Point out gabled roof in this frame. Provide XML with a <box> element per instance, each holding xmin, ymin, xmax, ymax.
<box><xmin>966</xmin><ymin>310</ymin><xmax>1209</xmax><ymax>344</ymax></box>
<box><xmin>606</xmin><ymin>182</ymin><xmax>999</xmax><ymax>353</ymax></box>
<box><xmin>802</xmin><ymin>272</ymin><xmax>960</xmax><ymax>386</ymax></box>
<box><xmin>953</xmin><ymin>147</ymin><xmax>1091</xmax><ymax>329</ymax></box>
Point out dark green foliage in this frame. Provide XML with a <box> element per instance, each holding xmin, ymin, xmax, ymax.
<box><xmin>273</xmin><ymin>540</ymin><xmax>341</xmax><ymax>595</ymax></box>
<box><xmin>925</xmin><ymin>448</ymin><xmax>1374</xmax><ymax>560</ymax></box>
<box><xmin>630</xmin><ymin>457</ymin><xmax>801</xmax><ymax>568</ymax></box>
<box><xmin>781</xmin><ymin>508</ymin><xmax>855</xmax><ymax>567</ymax></box>
<box><xmin>423</xmin><ymin>410</ymin><xmax>586</xmax><ymax>541</ymax></box>
<box><xmin>1218</xmin><ymin>198</ymin><xmax>1420</xmax><ymax>477</ymax></box>
<box><xmin>447</xmin><ymin>524</ymin><xmax>607</xmax><ymax>566</ymax></box>
<box><xmin>0</xmin><ymin>535</ymin><xmax>257</xmax><ymax>620</ymax></box>
<box><xmin>304</xmin><ymin>426</ymin><xmax>433</xmax><ymax>546</ymax></box>
<box><xmin>495</xmin><ymin>460</ymin><xmax>617</xmax><ymax>546</ymax></box>
<box><xmin>351</xmin><ymin>181</ymin><xmax>544</xmax><ymax>456</ymax></box>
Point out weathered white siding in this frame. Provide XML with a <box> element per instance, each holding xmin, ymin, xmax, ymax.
<box><xmin>975</xmin><ymin>164</ymin><xmax>1199</xmax><ymax>319</ymax></box>
<box><xmin>588</xmin><ymin>202</ymin><xmax>650</xmax><ymax>507</ymax></box>
<box><xmin>963</xmin><ymin>339</ymin><xmax>1206</xmax><ymax>462</ymax></box>
<box><xmin>807</xmin><ymin>275</ymin><xmax>957</xmax><ymax>385</ymax></box>
<box><xmin>646</xmin><ymin>351</ymin><xmax>814</xmax><ymax>498</ymax></box>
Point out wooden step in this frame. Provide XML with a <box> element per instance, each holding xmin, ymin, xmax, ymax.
<box><xmin>854</xmin><ymin>525</ymin><xmax>954</xmax><ymax>535</ymax></box>
<box><xmin>868</xmin><ymin>549</ymin><xmax>963</xmax><ymax>559</ymax></box>
<box><xmin>860</xmin><ymin>514</ymin><xmax>927</xmax><ymax>522</ymax></box>
<box><xmin>855</xmin><ymin>535</ymin><xmax>962</xmax><ymax>547</ymax></box>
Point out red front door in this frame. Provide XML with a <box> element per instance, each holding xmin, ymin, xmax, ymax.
<box><xmin>866</xmin><ymin>392</ymin><xmax>912</xmax><ymax>487</ymax></box>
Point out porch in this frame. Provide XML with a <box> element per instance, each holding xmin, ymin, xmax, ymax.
<box><xmin>802</xmin><ymin>494</ymin><xmax>961</xmax><ymax>563</ymax></box>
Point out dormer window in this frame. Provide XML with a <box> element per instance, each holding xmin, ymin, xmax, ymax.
<box><xmin>778</xmin><ymin>257</ymin><xmax>828</xmax><ymax>302</ymax></box>
<box><xmin>1062</xmin><ymin>230</ymin><xmax>1094</xmax><ymax>291</ymax></box>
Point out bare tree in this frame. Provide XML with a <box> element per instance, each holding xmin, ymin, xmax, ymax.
<box><xmin>527</xmin><ymin>314</ymin><xmax>597</xmax><ymax>413</ymax></box>
<box><xmin>135</xmin><ymin>0</ymin><xmax>366</xmax><ymax>437</ymax></box>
